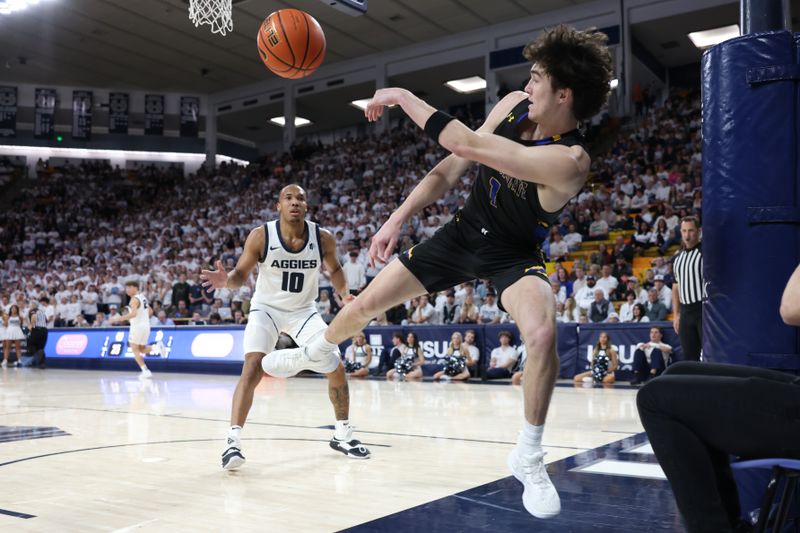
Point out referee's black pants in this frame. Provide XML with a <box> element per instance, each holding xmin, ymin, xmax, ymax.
<box><xmin>29</xmin><ymin>327</ymin><xmax>48</xmax><ymax>366</ymax></box>
<box><xmin>637</xmin><ymin>362</ymin><xmax>800</xmax><ymax>532</ymax></box>
<box><xmin>678</xmin><ymin>302</ymin><xmax>702</xmax><ymax>361</ymax></box>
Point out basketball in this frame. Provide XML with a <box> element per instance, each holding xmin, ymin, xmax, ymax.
<box><xmin>257</xmin><ymin>9</ymin><xmax>326</xmax><ymax>79</ymax></box>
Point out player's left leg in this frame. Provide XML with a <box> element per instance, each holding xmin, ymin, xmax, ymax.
<box><xmin>501</xmin><ymin>275</ymin><xmax>561</xmax><ymax>519</ymax></box>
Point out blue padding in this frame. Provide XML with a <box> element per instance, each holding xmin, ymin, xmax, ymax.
<box><xmin>702</xmin><ymin>30</ymin><xmax>800</xmax><ymax>368</ymax></box>
<box><xmin>732</xmin><ymin>458</ymin><xmax>800</xmax><ymax>470</ymax></box>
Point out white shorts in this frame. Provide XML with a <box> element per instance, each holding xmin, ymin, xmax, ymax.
<box><xmin>129</xmin><ymin>324</ymin><xmax>151</xmax><ymax>346</ymax></box>
<box><xmin>244</xmin><ymin>304</ymin><xmax>327</xmax><ymax>356</ymax></box>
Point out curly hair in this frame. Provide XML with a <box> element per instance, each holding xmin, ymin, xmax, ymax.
<box><xmin>523</xmin><ymin>25</ymin><xmax>613</xmax><ymax>121</ymax></box>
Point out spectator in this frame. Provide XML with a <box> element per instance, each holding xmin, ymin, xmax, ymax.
<box><xmin>653</xmin><ymin>275</ymin><xmax>672</xmax><ymax>311</ymax></box>
<box><xmin>631</xmin><ymin>302</ymin><xmax>650</xmax><ymax>323</ymax></box>
<box><xmin>377</xmin><ymin>332</ymin><xmax>405</xmax><ymax>375</ymax></box>
<box><xmin>619</xmin><ymin>291</ymin><xmax>637</xmax><ymax>322</ymax></box>
<box><xmin>633</xmin><ymin>221</ymin><xmax>654</xmax><ymax>255</ymax></box>
<box><xmin>588</xmin><ymin>212</ymin><xmax>609</xmax><ymax>241</ymax></box>
<box><xmin>439</xmin><ymin>290</ymin><xmax>460</xmax><ymax>324</ymax></box>
<box><xmin>171</xmin><ymin>273</ymin><xmax>190</xmax><ymax>309</ymax></box>
<box><xmin>554</xmin><ymin>267</ymin><xmax>573</xmax><ymax>298</ymax></box>
<box><xmin>92</xmin><ymin>311</ymin><xmax>109</xmax><ymax>327</ymax></box>
<box><xmin>154</xmin><ymin>310</ymin><xmax>175</xmax><ymax>327</ymax></box>
<box><xmin>548</xmin><ymin>232</ymin><xmax>569</xmax><ymax>261</ymax></box>
<box><xmin>385</xmin><ymin>302</ymin><xmax>408</xmax><ymax>325</ymax></box>
<box><xmin>551</xmin><ymin>280</ymin><xmax>567</xmax><ymax>305</ymax></box>
<box><xmin>342</xmin><ymin>251</ymin><xmax>367</xmax><ymax>295</ymax></box>
<box><xmin>478</xmin><ymin>291</ymin><xmax>502</xmax><ymax>324</ymax></box>
<box><xmin>188</xmin><ymin>311</ymin><xmax>206</xmax><ymax>326</ymax></box>
<box><xmin>344</xmin><ymin>332</ymin><xmax>372</xmax><ymax>377</ymax></box>
<box><xmin>81</xmin><ymin>284</ymin><xmax>99</xmax><ymax>325</ymax></box>
<box><xmin>486</xmin><ymin>331</ymin><xmax>517</xmax><ymax>380</ymax></box>
<box><xmin>644</xmin><ymin>288</ymin><xmax>668</xmax><ymax>321</ymax></box>
<box><xmin>561</xmin><ymin>297</ymin><xmax>579</xmax><ymax>323</ymax></box>
<box><xmin>461</xmin><ymin>329</ymin><xmax>480</xmax><ymax>376</ymax></box>
<box><xmin>573</xmin><ymin>331</ymin><xmax>618</xmax><ymax>384</ymax></box>
<box><xmin>409</xmin><ymin>294</ymin><xmax>435</xmax><ymax>324</ymax></box>
<box><xmin>613</xmin><ymin>235</ymin><xmax>635</xmax><ymax>263</ymax></box>
<box><xmin>433</xmin><ymin>331</ymin><xmax>472</xmax><ymax>381</ymax></box>
<box><xmin>386</xmin><ymin>331</ymin><xmax>423</xmax><ymax>380</ymax></box>
<box><xmin>611</xmin><ymin>256</ymin><xmax>632</xmax><ymax>284</ymax></box>
<box><xmin>589</xmin><ymin>289</ymin><xmax>612</xmax><ymax>323</ymax></box>
<box><xmin>631</xmin><ymin>327</ymin><xmax>672</xmax><ymax>385</ymax></box>
<box><xmin>595</xmin><ymin>264</ymin><xmax>619</xmax><ymax>296</ymax></box>
<box><xmin>232</xmin><ymin>310</ymin><xmax>246</xmax><ymax>325</ymax></box>
<box><xmin>562</xmin><ymin>223</ymin><xmax>583</xmax><ymax>251</ymax></box>
<box><xmin>316</xmin><ymin>291</ymin><xmax>333</xmax><ymax>323</ymax></box>
<box><xmin>575</xmin><ymin>275</ymin><xmax>607</xmax><ymax>314</ymax></box>
<box><xmin>458</xmin><ymin>294</ymin><xmax>479</xmax><ymax>324</ymax></box>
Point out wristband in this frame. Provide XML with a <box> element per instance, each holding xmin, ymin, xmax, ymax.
<box><xmin>423</xmin><ymin>110</ymin><xmax>456</xmax><ymax>144</ymax></box>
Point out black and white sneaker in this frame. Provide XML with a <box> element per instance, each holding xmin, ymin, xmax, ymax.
<box><xmin>329</xmin><ymin>427</ymin><xmax>371</xmax><ymax>459</ymax></box>
<box><xmin>222</xmin><ymin>439</ymin><xmax>246</xmax><ymax>470</ymax></box>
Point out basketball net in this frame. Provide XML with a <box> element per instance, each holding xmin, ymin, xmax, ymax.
<box><xmin>188</xmin><ymin>0</ymin><xmax>232</xmax><ymax>36</ymax></box>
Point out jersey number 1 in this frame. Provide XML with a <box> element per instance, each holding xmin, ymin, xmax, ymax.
<box><xmin>489</xmin><ymin>177</ymin><xmax>501</xmax><ymax>207</ymax></box>
<box><xmin>281</xmin><ymin>272</ymin><xmax>304</xmax><ymax>293</ymax></box>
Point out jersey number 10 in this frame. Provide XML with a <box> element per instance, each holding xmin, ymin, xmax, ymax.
<box><xmin>281</xmin><ymin>272</ymin><xmax>305</xmax><ymax>293</ymax></box>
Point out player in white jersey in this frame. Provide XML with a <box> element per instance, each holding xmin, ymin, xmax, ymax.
<box><xmin>200</xmin><ymin>184</ymin><xmax>370</xmax><ymax>470</ymax></box>
<box><xmin>109</xmin><ymin>281</ymin><xmax>164</xmax><ymax>379</ymax></box>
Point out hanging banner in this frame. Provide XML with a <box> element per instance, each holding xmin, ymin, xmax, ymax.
<box><xmin>72</xmin><ymin>90</ymin><xmax>93</xmax><ymax>140</ymax></box>
<box><xmin>34</xmin><ymin>88</ymin><xmax>57</xmax><ymax>139</ymax></box>
<box><xmin>144</xmin><ymin>94</ymin><xmax>164</xmax><ymax>135</ymax></box>
<box><xmin>0</xmin><ymin>86</ymin><xmax>17</xmax><ymax>137</ymax></box>
<box><xmin>108</xmin><ymin>92</ymin><xmax>129</xmax><ymax>134</ymax></box>
<box><xmin>180</xmin><ymin>96</ymin><xmax>200</xmax><ymax>137</ymax></box>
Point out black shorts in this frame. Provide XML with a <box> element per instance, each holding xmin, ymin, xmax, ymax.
<box><xmin>397</xmin><ymin>213</ymin><xmax>549</xmax><ymax>311</ymax></box>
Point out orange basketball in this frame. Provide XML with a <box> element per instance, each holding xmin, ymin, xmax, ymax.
<box><xmin>257</xmin><ymin>9</ymin><xmax>326</xmax><ymax>80</ymax></box>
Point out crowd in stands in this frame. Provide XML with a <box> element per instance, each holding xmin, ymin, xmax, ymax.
<box><xmin>0</xmin><ymin>89</ymin><xmax>701</xmax><ymax>336</ymax></box>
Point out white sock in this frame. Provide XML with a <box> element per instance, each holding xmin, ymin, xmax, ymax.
<box><xmin>310</xmin><ymin>332</ymin><xmax>338</xmax><ymax>358</ymax></box>
<box><xmin>334</xmin><ymin>420</ymin><xmax>350</xmax><ymax>440</ymax></box>
<box><xmin>518</xmin><ymin>421</ymin><xmax>544</xmax><ymax>455</ymax></box>
<box><xmin>139</xmin><ymin>364</ymin><xmax>148</xmax><ymax>371</ymax></box>
<box><xmin>228</xmin><ymin>425</ymin><xmax>242</xmax><ymax>442</ymax></box>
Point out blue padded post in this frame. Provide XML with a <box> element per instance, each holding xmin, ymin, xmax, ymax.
<box><xmin>701</xmin><ymin>30</ymin><xmax>800</xmax><ymax>368</ymax></box>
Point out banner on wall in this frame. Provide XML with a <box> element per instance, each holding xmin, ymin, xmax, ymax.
<box><xmin>72</xmin><ymin>90</ymin><xmax>93</xmax><ymax>140</ymax></box>
<box><xmin>46</xmin><ymin>327</ymin><xmax>246</xmax><ymax>362</ymax></box>
<box><xmin>0</xmin><ymin>86</ymin><xmax>17</xmax><ymax>137</ymax></box>
<box><xmin>108</xmin><ymin>92</ymin><xmax>129</xmax><ymax>134</ymax></box>
<box><xmin>34</xmin><ymin>88</ymin><xmax>57</xmax><ymax>139</ymax></box>
<box><xmin>144</xmin><ymin>94</ymin><xmax>164</xmax><ymax>135</ymax></box>
<box><xmin>179</xmin><ymin>96</ymin><xmax>200</xmax><ymax>137</ymax></box>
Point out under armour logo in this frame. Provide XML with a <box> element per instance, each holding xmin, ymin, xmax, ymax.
<box><xmin>227</xmin><ymin>438</ymin><xmax>235</xmax><ymax>445</ymax></box>
<box><xmin>310</xmin><ymin>243</ymin><xmax>314</xmax><ymax>250</ymax></box>
<box><xmin>481</xmin><ymin>228</ymin><xmax>489</xmax><ymax>236</ymax></box>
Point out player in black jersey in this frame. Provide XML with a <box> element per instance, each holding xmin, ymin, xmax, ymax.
<box><xmin>268</xmin><ymin>25</ymin><xmax>612</xmax><ymax>519</ymax></box>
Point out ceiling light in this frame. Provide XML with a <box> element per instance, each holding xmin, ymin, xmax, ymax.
<box><xmin>349</xmin><ymin>98</ymin><xmax>396</xmax><ymax>111</ymax></box>
<box><xmin>610</xmin><ymin>78</ymin><xmax>619</xmax><ymax>89</ymax></box>
<box><xmin>269</xmin><ymin>116</ymin><xmax>311</xmax><ymax>127</ymax></box>
<box><xmin>349</xmin><ymin>99</ymin><xmax>371</xmax><ymax>111</ymax></box>
<box><xmin>444</xmin><ymin>76</ymin><xmax>486</xmax><ymax>94</ymax></box>
<box><xmin>688</xmin><ymin>25</ymin><xmax>739</xmax><ymax>49</ymax></box>
<box><xmin>0</xmin><ymin>145</ymin><xmax>249</xmax><ymax>165</ymax></box>
<box><xmin>1</xmin><ymin>0</ymin><xmax>51</xmax><ymax>15</ymax></box>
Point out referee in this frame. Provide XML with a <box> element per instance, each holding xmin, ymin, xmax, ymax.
<box><xmin>671</xmin><ymin>216</ymin><xmax>705</xmax><ymax>361</ymax></box>
<box><xmin>28</xmin><ymin>298</ymin><xmax>49</xmax><ymax>368</ymax></box>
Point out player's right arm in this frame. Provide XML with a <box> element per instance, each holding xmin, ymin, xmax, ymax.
<box><xmin>200</xmin><ymin>226</ymin><xmax>264</xmax><ymax>291</ymax></box>
<box><xmin>370</xmin><ymin>93</ymin><xmax>525</xmax><ymax>264</ymax></box>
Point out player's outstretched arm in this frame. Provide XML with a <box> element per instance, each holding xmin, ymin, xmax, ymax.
<box><xmin>201</xmin><ymin>226</ymin><xmax>263</xmax><ymax>291</ymax></box>
<box><xmin>366</xmin><ymin>88</ymin><xmax>588</xmax><ymax>191</ymax></box>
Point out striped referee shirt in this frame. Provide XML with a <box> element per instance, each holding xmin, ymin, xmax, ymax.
<box><xmin>32</xmin><ymin>309</ymin><xmax>48</xmax><ymax>328</ymax></box>
<box><xmin>673</xmin><ymin>245</ymin><xmax>705</xmax><ymax>304</ymax></box>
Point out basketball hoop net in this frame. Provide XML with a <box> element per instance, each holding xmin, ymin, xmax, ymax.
<box><xmin>188</xmin><ymin>0</ymin><xmax>233</xmax><ymax>36</ymax></box>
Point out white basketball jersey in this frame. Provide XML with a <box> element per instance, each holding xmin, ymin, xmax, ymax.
<box><xmin>131</xmin><ymin>294</ymin><xmax>150</xmax><ymax>326</ymax></box>
<box><xmin>252</xmin><ymin>220</ymin><xmax>322</xmax><ymax>312</ymax></box>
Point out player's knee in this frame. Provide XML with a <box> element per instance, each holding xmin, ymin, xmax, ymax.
<box><xmin>521</xmin><ymin>323</ymin><xmax>555</xmax><ymax>354</ymax></box>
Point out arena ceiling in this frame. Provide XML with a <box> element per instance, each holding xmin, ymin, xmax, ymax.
<box><xmin>0</xmin><ymin>0</ymin><xmax>797</xmax><ymax>146</ymax></box>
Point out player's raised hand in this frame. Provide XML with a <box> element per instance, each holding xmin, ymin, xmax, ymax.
<box><xmin>369</xmin><ymin>218</ymin><xmax>401</xmax><ymax>267</ymax></box>
<box><xmin>364</xmin><ymin>88</ymin><xmax>404</xmax><ymax>122</ymax></box>
<box><xmin>200</xmin><ymin>260</ymin><xmax>228</xmax><ymax>290</ymax></box>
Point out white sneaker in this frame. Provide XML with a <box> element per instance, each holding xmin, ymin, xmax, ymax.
<box><xmin>139</xmin><ymin>368</ymin><xmax>153</xmax><ymax>380</ymax></box>
<box><xmin>262</xmin><ymin>346</ymin><xmax>335</xmax><ymax>378</ymax></box>
<box><xmin>507</xmin><ymin>447</ymin><xmax>561</xmax><ymax>519</ymax></box>
<box><xmin>1</xmin><ymin>360</ymin><xmax>6</xmax><ymax>368</ymax></box>
<box><xmin>222</xmin><ymin>437</ymin><xmax>245</xmax><ymax>470</ymax></box>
